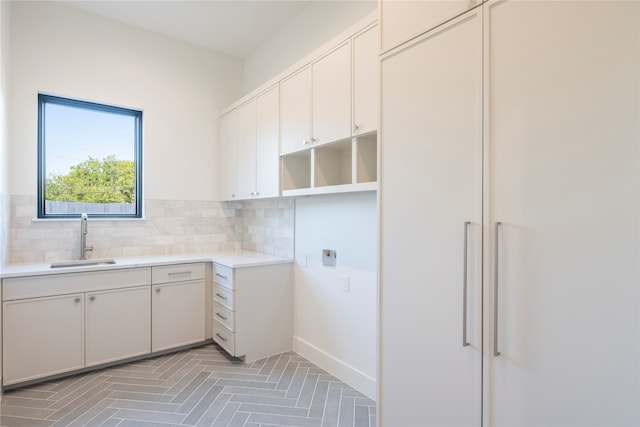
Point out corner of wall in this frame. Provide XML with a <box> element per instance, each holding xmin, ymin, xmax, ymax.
<box><xmin>0</xmin><ymin>0</ymin><xmax>11</xmax><ymax>269</ymax></box>
<box><xmin>243</xmin><ymin>0</ymin><xmax>376</xmax><ymax>94</ymax></box>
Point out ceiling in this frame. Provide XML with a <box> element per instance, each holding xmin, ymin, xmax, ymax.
<box><xmin>55</xmin><ymin>0</ymin><xmax>314</xmax><ymax>59</ymax></box>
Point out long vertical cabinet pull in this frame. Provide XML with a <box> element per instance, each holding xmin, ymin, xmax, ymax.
<box><xmin>493</xmin><ymin>221</ymin><xmax>502</xmax><ymax>356</ymax></box>
<box><xmin>462</xmin><ymin>221</ymin><xmax>470</xmax><ymax>347</ymax></box>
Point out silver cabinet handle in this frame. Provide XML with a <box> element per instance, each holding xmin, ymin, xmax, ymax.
<box><xmin>89</xmin><ymin>296</ymin><xmax>95</xmax><ymax>302</ymax></box>
<box><xmin>311</xmin><ymin>137</ymin><xmax>318</xmax><ymax>143</ymax></box>
<box><xmin>215</xmin><ymin>273</ymin><xmax>228</xmax><ymax>279</ymax></box>
<box><xmin>494</xmin><ymin>222</ymin><xmax>502</xmax><ymax>357</ymax></box>
<box><xmin>156</xmin><ymin>288</ymin><xmax>161</xmax><ymax>294</ymax></box>
<box><xmin>215</xmin><ymin>293</ymin><xmax>228</xmax><ymax>300</ymax></box>
<box><xmin>215</xmin><ymin>333</ymin><xmax>227</xmax><ymax>342</ymax></box>
<box><xmin>463</xmin><ymin>221</ymin><xmax>470</xmax><ymax>347</ymax></box>
<box><xmin>216</xmin><ymin>313</ymin><xmax>228</xmax><ymax>320</ymax></box>
<box><xmin>74</xmin><ymin>297</ymin><xmax>81</xmax><ymax>303</ymax></box>
<box><xmin>353</xmin><ymin>124</ymin><xmax>359</xmax><ymax>132</ymax></box>
<box><xmin>302</xmin><ymin>140</ymin><xmax>310</xmax><ymax>145</ymax></box>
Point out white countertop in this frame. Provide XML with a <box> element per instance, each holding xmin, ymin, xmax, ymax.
<box><xmin>0</xmin><ymin>251</ymin><xmax>292</xmax><ymax>279</ymax></box>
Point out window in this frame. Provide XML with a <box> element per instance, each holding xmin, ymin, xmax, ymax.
<box><xmin>38</xmin><ymin>94</ymin><xmax>142</xmax><ymax>218</ymax></box>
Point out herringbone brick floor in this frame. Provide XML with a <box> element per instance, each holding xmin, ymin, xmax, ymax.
<box><xmin>0</xmin><ymin>344</ymin><xmax>376</xmax><ymax>427</ymax></box>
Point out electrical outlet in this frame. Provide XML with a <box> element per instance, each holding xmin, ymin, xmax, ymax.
<box><xmin>299</xmin><ymin>254</ymin><xmax>308</xmax><ymax>268</ymax></box>
<box><xmin>341</xmin><ymin>275</ymin><xmax>350</xmax><ymax>293</ymax></box>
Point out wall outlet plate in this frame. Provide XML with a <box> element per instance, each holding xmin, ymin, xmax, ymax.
<box><xmin>341</xmin><ymin>275</ymin><xmax>350</xmax><ymax>293</ymax></box>
<box><xmin>322</xmin><ymin>249</ymin><xmax>336</xmax><ymax>267</ymax></box>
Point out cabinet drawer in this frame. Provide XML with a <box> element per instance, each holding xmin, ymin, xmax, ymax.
<box><xmin>213</xmin><ymin>302</ymin><xmax>234</xmax><ymax>331</ymax></box>
<box><xmin>213</xmin><ymin>320</ymin><xmax>235</xmax><ymax>356</ymax></box>
<box><xmin>152</xmin><ymin>263</ymin><xmax>205</xmax><ymax>284</ymax></box>
<box><xmin>3</xmin><ymin>267</ymin><xmax>151</xmax><ymax>301</ymax></box>
<box><xmin>213</xmin><ymin>284</ymin><xmax>234</xmax><ymax>310</ymax></box>
<box><xmin>213</xmin><ymin>263</ymin><xmax>234</xmax><ymax>289</ymax></box>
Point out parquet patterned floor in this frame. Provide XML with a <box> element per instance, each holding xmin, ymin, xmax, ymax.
<box><xmin>0</xmin><ymin>344</ymin><xmax>376</xmax><ymax>427</ymax></box>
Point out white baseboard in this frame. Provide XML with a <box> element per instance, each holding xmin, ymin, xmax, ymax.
<box><xmin>293</xmin><ymin>336</ymin><xmax>376</xmax><ymax>400</ymax></box>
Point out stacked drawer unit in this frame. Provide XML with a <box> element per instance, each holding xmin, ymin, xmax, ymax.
<box><xmin>212</xmin><ymin>263</ymin><xmax>236</xmax><ymax>356</ymax></box>
<box><xmin>212</xmin><ymin>261</ymin><xmax>294</xmax><ymax>362</ymax></box>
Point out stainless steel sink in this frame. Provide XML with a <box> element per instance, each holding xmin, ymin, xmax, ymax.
<box><xmin>50</xmin><ymin>258</ymin><xmax>117</xmax><ymax>269</ymax></box>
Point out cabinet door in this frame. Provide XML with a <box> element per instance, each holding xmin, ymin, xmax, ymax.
<box><xmin>281</xmin><ymin>66</ymin><xmax>311</xmax><ymax>155</ymax></box>
<box><xmin>380</xmin><ymin>0</ymin><xmax>480</xmax><ymax>52</ymax></box>
<box><xmin>255</xmin><ymin>85</ymin><xmax>280</xmax><ymax>198</ymax></box>
<box><xmin>312</xmin><ymin>42</ymin><xmax>351</xmax><ymax>146</ymax></box>
<box><xmin>380</xmin><ymin>9</ymin><xmax>483</xmax><ymax>426</ymax></box>
<box><xmin>218</xmin><ymin>110</ymin><xmax>237</xmax><ymax>200</ymax></box>
<box><xmin>236</xmin><ymin>99</ymin><xmax>257</xmax><ymax>200</ymax></box>
<box><xmin>353</xmin><ymin>25</ymin><xmax>378</xmax><ymax>136</ymax></box>
<box><xmin>152</xmin><ymin>280</ymin><xmax>205</xmax><ymax>352</ymax></box>
<box><xmin>3</xmin><ymin>294</ymin><xmax>84</xmax><ymax>385</ymax></box>
<box><xmin>486</xmin><ymin>1</ymin><xmax>639</xmax><ymax>425</ymax></box>
<box><xmin>86</xmin><ymin>286</ymin><xmax>151</xmax><ymax>367</ymax></box>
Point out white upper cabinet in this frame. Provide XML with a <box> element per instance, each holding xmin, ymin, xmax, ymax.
<box><xmin>217</xmin><ymin>110</ymin><xmax>237</xmax><ymax>201</ymax></box>
<box><xmin>255</xmin><ymin>85</ymin><xmax>280</xmax><ymax>199</ymax></box>
<box><xmin>380</xmin><ymin>0</ymin><xmax>481</xmax><ymax>52</ymax></box>
<box><xmin>281</xmin><ymin>42</ymin><xmax>352</xmax><ymax>154</ymax></box>
<box><xmin>281</xmin><ymin>66</ymin><xmax>312</xmax><ymax>155</ymax></box>
<box><xmin>235</xmin><ymin>99</ymin><xmax>257</xmax><ymax>200</ymax></box>
<box><xmin>353</xmin><ymin>24</ymin><xmax>379</xmax><ymax>135</ymax></box>
<box><xmin>221</xmin><ymin>14</ymin><xmax>378</xmax><ymax>197</ymax></box>
<box><xmin>223</xmin><ymin>85</ymin><xmax>281</xmax><ymax>201</ymax></box>
<box><xmin>311</xmin><ymin>42</ymin><xmax>352</xmax><ymax>147</ymax></box>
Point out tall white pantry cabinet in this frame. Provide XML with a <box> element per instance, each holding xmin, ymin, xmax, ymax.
<box><xmin>379</xmin><ymin>1</ymin><xmax>639</xmax><ymax>426</ymax></box>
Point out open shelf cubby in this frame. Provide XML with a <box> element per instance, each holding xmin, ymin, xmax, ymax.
<box><xmin>356</xmin><ymin>132</ymin><xmax>377</xmax><ymax>183</ymax></box>
<box><xmin>314</xmin><ymin>139</ymin><xmax>353</xmax><ymax>188</ymax></box>
<box><xmin>282</xmin><ymin>150</ymin><xmax>311</xmax><ymax>191</ymax></box>
<box><xmin>280</xmin><ymin>131</ymin><xmax>377</xmax><ymax>196</ymax></box>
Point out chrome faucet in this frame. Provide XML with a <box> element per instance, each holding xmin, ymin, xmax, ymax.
<box><xmin>80</xmin><ymin>213</ymin><xmax>93</xmax><ymax>260</ymax></box>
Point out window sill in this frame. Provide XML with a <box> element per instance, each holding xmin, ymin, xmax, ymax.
<box><xmin>31</xmin><ymin>217</ymin><xmax>147</xmax><ymax>223</ymax></box>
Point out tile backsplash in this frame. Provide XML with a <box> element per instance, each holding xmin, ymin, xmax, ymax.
<box><xmin>1</xmin><ymin>191</ymin><xmax>9</xmax><ymax>267</ymax></box>
<box><xmin>7</xmin><ymin>195</ymin><xmax>294</xmax><ymax>264</ymax></box>
<box><xmin>240</xmin><ymin>198</ymin><xmax>295</xmax><ymax>259</ymax></box>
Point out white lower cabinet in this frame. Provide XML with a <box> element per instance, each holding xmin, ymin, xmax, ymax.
<box><xmin>212</xmin><ymin>262</ymin><xmax>293</xmax><ymax>362</ymax></box>
<box><xmin>151</xmin><ymin>263</ymin><xmax>206</xmax><ymax>352</ymax></box>
<box><xmin>1</xmin><ymin>263</ymin><xmax>208</xmax><ymax>388</ymax></box>
<box><xmin>86</xmin><ymin>286</ymin><xmax>151</xmax><ymax>367</ymax></box>
<box><xmin>3</xmin><ymin>294</ymin><xmax>84</xmax><ymax>386</ymax></box>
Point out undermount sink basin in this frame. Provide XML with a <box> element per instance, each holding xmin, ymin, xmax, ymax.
<box><xmin>50</xmin><ymin>258</ymin><xmax>117</xmax><ymax>269</ymax></box>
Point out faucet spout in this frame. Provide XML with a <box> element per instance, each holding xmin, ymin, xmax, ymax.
<box><xmin>80</xmin><ymin>213</ymin><xmax>94</xmax><ymax>260</ymax></box>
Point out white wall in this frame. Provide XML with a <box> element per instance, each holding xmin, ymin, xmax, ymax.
<box><xmin>5</xmin><ymin>1</ymin><xmax>247</xmax><ymax>263</ymax></box>
<box><xmin>1</xmin><ymin>0</ymin><xmax>10</xmax><ymax>268</ymax></box>
<box><xmin>9</xmin><ymin>1</ymin><xmax>243</xmax><ymax>201</ymax></box>
<box><xmin>294</xmin><ymin>192</ymin><xmax>377</xmax><ymax>398</ymax></box>
<box><xmin>243</xmin><ymin>0</ymin><xmax>376</xmax><ymax>94</ymax></box>
<box><xmin>0</xmin><ymin>0</ymin><xmax>8</xmax><ymax>195</ymax></box>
